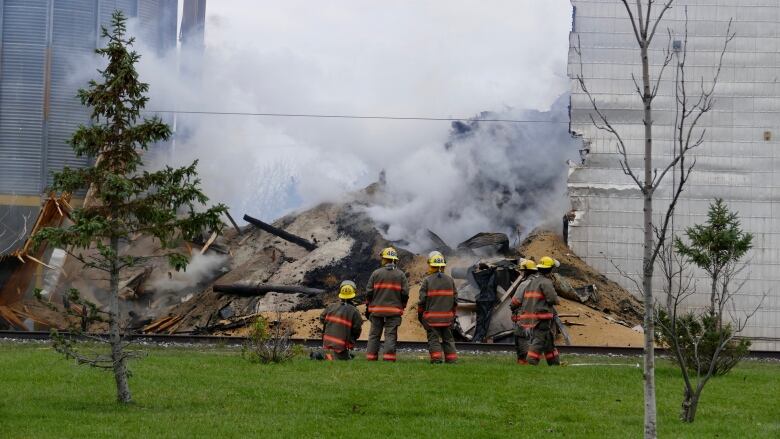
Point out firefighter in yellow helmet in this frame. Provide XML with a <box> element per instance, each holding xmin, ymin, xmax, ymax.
<box><xmin>319</xmin><ymin>280</ymin><xmax>364</xmax><ymax>360</ymax></box>
<box><xmin>418</xmin><ymin>251</ymin><xmax>459</xmax><ymax>363</ymax></box>
<box><xmin>365</xmin><ymin>247</ymin><xmax>409</xmax><ymax>362</ymax></box>
<box><xmin>514</xmin><ymin>256</ymin><xmax>560</xmax><ymax>365</ymax></box>
<box><xmin>510</xmin><ymin>259</ymin><xmax>539</xmax><ymax>364</ymax></box>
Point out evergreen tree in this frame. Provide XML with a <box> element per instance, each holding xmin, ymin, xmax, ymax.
<box><xmin>675</xmin><ymin>198</ymin><xmax>753</xmax><ymax>321</ymax></box>
<box><xmin>657</xmin><ymin>199</ymin><xmax>755</xmax><ymax>422</ymax></box>
<box><xmin>33</xmin><ymin>11</ymin><xmax>226</xmax><ymax>403</ymax></box>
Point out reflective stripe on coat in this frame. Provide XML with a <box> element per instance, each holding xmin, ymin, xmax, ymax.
<box><xmin>366</xmin><ymin>264</ymin><xmax>409</xmax><ymax>316</ymax></box>
<box><xmin>418</xmin><ymin>272</ymin><xmax>458</xmax><ymax>327</ymax></box>
<box><xmin>511</xmin><ymin>274</ymin><xmax>558</xmax><ymax>329</ymax></box>
<box><xmin>320</xmin><ymin>302</ymin><xmax>363</xmax><ymax>352</ymax></box>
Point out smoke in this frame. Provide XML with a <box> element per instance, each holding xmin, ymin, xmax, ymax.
<box><xmin>364</xmin><ymin>96</ymin><xmax>579</xmax><ymax>250</ymax></box>
<box><xmin>148</xmin><ymin>252</ymin><xmax>229</xmax><ymax>294</ymax></box>
<box><xmin>69</xmin><ymin>2</ymin><xmax>574</xmax><ymax>251</ymax></box>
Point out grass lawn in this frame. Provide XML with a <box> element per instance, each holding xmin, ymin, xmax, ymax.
<box><xmin>0</xmin><ymin>342</ymin><xmax>778</xmax><ymax>438</ymax></box>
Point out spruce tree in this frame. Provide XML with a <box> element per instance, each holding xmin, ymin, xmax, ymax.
<box><xmin>33</xmin><ymin>11</ymin><xmax>226</xmax><ymax>403</ymax></box>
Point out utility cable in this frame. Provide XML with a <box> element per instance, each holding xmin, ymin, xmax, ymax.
<box><xmin>144</xmin><ymin>109</ymin><xmax>569</xmax><ymax>124</ymax></box>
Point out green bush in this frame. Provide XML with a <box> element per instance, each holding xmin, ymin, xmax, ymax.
<box><xmin>656</xmin><ymin>309</ymin><xmax>750</xmax><ymax>376</ymax></box>
<box><xmin>241</xmin><ymin>316</ymin><xmax>297</xmax><ymax>364</ymax></box>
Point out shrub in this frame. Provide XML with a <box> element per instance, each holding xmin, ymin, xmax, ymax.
<box><xmin>656</xmin><ymin>309</ymin><xmax>750</xmax><ymax>377</ymax></box>
<box><xmin>242</xmin><ymin>316</ymin><xmax>297</xmax><ymax>364</ymax></box>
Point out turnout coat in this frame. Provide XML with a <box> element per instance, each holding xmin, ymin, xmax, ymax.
<box><xmin>320</xmin><ymin>302</ymin><xmax>363</xmax><ymax>352</ymax></box>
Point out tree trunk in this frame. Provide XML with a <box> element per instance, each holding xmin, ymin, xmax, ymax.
<box><xmin>680</xmin><ymin>387</ymin><xmax>700</xmax><ymax>422</ymax></box>
<box><xmin>109</xmin><ymin>235</ymin><xmax>132</xmax><ymax>404</ymax></box>
<box><xmin>710</xmin><ymin>275</ymin><xmax>720</xmax><ymax>326</ymax></box>
<box><xmin>640</xmin><ymin>37</ymin><xmax>658</xmax><ymax>438</ymax></box>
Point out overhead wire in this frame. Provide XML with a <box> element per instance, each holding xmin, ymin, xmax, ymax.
<box><xmin>144</xmin><ymin>109</ymin><xmax>570</xmax><ymax>124</ymax></box>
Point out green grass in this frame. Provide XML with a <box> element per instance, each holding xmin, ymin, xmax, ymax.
<box><xmin>0</xmin><ymin>342</ymin><xmax>778</xmax><ymax>438</ymax></box>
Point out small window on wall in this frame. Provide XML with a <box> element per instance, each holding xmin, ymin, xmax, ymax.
<box><xmin>764</xmin><ymin>131</ymin><xmax>772</xmax><ymax>141</ymax></box>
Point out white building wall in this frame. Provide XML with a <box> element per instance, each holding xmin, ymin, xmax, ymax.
<box><xmin>568</xmin><ymin>0</ymin><xmax>779</xmax><ymax>350</ymax></box>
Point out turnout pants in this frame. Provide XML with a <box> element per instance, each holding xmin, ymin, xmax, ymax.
<box><xmin>425</xmin><ymin>326</ymin><xmax>458</xmax><ymax>363</ymax></box>
<box><xmin>514</xmin><ymin>332</ymin><xmax>530</xmax><ymax>364</ymax></box>
<box><xmin>366</xmin><ymin>315</ymin><xmax>402</xmax><ymax>362</ymax></box>
<box><xmin>526</xmin><ymin>320</ymin><xmax>560</xmax><ymax>366</ymax></box>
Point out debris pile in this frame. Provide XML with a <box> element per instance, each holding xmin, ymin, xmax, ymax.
<box><xmin>0</xmin><ymin>195</ymin><xmax>73</xmax><ymax>330</ymax></box>
<box><xmin>1</xmin><ymin>187</ymin><xmax>644</xmax><ymax>347</ymax></box>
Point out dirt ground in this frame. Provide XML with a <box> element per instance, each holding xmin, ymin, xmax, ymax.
<box><xmin>185</xmin><ymin>228</ymin><xmax>645</xmax><ymax>347</ymax></box>
<box><xmin>241</xmin><ymin>281</ymin><xmax>643</xmax><ymax>347</ymax></box>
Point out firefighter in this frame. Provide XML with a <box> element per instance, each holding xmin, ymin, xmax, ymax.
<box><xmin>513</xmin><ymin>256</ymin><xmax>560</xmax><ymax>365</ymax></box>
<box><xmin>319</xmin><ymin>280</ymin><xmax>363</xmax><ymax>360</ymax></box>
<box><xmin>509</xmin><ymin>259</ymin><xmax>539</xmax><ymax>364</ymax></box>
<box><xmin>365</xmin><ymin>247</ymin><xmax>409</xmax><ymax>362</ymax></box>
<box><xmin>418</xmin><ymin>251</ymin><xmax>458</xmax><ymax>364</ymax></box>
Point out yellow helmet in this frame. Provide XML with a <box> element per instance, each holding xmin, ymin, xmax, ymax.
<box><xmin>338</xmin><ymin>280</ymin><xmax>357</xmax><ymax>300</ymax></box>
<box><xmin>537</xmin><ymin>256</ymin><xmax>559</xmax><ymax>269</ymax></box>
<box><xmin>380</xmin><ymin>247</ymin><xmax>399</xmax><ymax>261</ymax></box>
<box><xmin>520</xmin><ymin>259</ymin><xmax>537</xmax><ymax>271</ymax></box>
<box><xmin>427</xmin><ymin>251</ymin><xmax>446</xmax><ymax>267</ymax></box>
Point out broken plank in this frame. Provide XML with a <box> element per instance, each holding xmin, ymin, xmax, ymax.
<box><xmin>0</xmin><ymin>306</ymin><xmax>27</xmax><ymax>330</ymax></box>
<box><xmin>26</xmin><ymin>254</ymin><xmax>56</xmax><ymax>270</ymax></box>
<box><xmin>200</xmin><ymin>232</ymin><xmax>218</xmax><ymax>255</ymax></box>
<box><xmin>143</xmin><ymin>316</ymin><xmax>174</xmax><ymax>333</ymax></box>
<box><xmin>154</xmin><ymin>316</ymin><xmax>184</xmax><ymax>333</ymax></box>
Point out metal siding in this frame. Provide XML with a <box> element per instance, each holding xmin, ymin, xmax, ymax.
<box><xmin>46</xmin><ymin>0</ymin><xmax>96</xmax><ymax>188</ymax></box>
<box><xmin>137</xmin><ymin>0</ymin><xmax>157</xmax><ymax>45</ymax></box>
<box><xmin>138</xmin><ymin>0</ymin><xmax>178</xmax><ymax>54</ymax></box>
<box><xmin>0</xmin><ymin>0</ymin><xmax>48</xmax><ymax>195</ymax></box>
<box><xmin>568</xmin><ymin>0</ymin><xmax>780</xmax><ymax>351</ymax></box>
<box><xmin>100</xmin><ymin>0</ymin><xmax>137</xmax><ymax>28</ymax></box>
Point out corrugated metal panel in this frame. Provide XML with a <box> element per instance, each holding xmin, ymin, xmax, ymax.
<box><xmin>1</xmin><ymin>0</ymin><xmax>177</xmax><ymax>257</ymax></box>
<box><xmin>0</xmin><ymin>0</ymin><xmax>48</xmax><ymax>195</ymax></box>
<box><xmin>45</xmin><ymin>0</ymin><xmax>96</xmax><ymax>188</ymax></box>
<box><xmin>568</xmin><ymin>0</ymin><xmax>780</xmax><ymax>351</ymax></box>
<box><xmin>157</xmin><ymin>0</ymin><xmax>178</xmax><ymax>52</ymax></box>
<box><xmin>99</xmin><ymin>0</ymin><xmax>137</xmax><ymax>30</ymax></box>
<box><xmin>137</xmin><ymin>0</ymin><xmax>157</xmax><ymax>48</ymax></box>
<box><xmin>138</xmin><ymin>0</ymin><xmax>177</xmax><ymax>54</ymax></box>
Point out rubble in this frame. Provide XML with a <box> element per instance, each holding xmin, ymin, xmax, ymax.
<box><xmin>518</xmin><ymin>231</ymin><xmax>644</xmax><ymax>325</ymax></box>
<box><xmin>4</xmin><ymin>186</ymin><xmax>645</xmax><ymax>347</ymax></box>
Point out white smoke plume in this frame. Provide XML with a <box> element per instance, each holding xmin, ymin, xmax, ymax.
<box><xmin>148</xmin><ymin>252</ymin><xmax>229</xmax><ymax>294</ymax></box>
<box><xmin>364</xmin><ymin>97</ymin><xmax>579</xmax><ymax>250</ymax></box>
<box><xmin>72</xmin><ymin>2</ymin><xmax>575</xmax><ymax>251</ymax></box>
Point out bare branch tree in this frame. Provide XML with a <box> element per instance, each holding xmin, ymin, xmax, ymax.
<box><xmin>574</xmin><ymin>3</ymin><xmax>734</xmax><ymax>436</ymax></box>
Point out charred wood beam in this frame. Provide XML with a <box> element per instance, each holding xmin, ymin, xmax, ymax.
<box><xmin>214</xmin><ymin>284</ymin><xmax>325</xmax><ymax>297</ymax></box>
<box><xmin>243</xmin><ymin>214</ymin><xmax>317</xmax><ymax>251</ymax></box>
<box><xmin>427</xmin><ymin>229</ymin><xmax>454</xmax><ymax>255</ymax></box>
<box><xmin>225</xmin><ymin>211</ymin><xmax>242</xmax><ymax>235</ymax></box>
